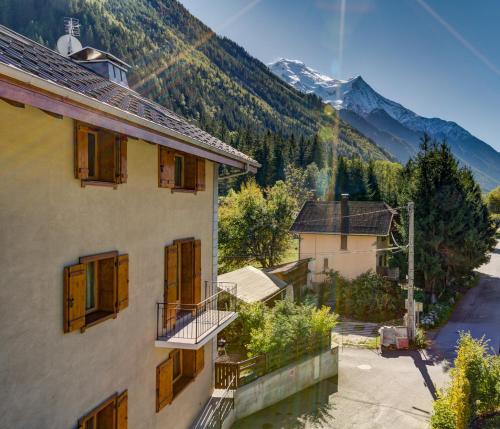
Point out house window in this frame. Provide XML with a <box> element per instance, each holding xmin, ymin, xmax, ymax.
<box><xmin>156</xmin><ymin>347</ymin><xmax>205</xmax><ymax>412</ymax></box>
<box><xmin>158</xmin><ymin>146</ymin><xmax>205</xmax><ymax>192</ymax></box>
<box><xmin>78</xmin><ymin>391</ymin><xmax>128</xmax><ymax>429</ymax></box>
<box><xmin>75</xmin><ymin>122</ymin><xmax>127</xmax><ymax>187</ymax></box>
<box><xmin>64</xmin><ymin>252</ymin><xmax>129</xmax><ymax>333</ymax></box>
<box><xmin>323</xmin><ymin>257</ymin><xmax>329</xmax><ymax>271</ymax></box>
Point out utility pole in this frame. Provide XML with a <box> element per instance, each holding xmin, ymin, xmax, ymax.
<box><xmin>407</xmin><ymin>201</ymin><xmax>416</xmax><ymax>342</ymax></box>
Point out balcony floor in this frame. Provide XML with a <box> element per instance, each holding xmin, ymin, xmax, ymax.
<box><xmin>155</xmin><ymin>310</ymin><xmax>237</xmax><ymax>350</ymax></box>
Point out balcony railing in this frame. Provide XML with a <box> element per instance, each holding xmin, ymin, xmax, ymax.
<box><xmin>156</xmin><ymin>282</ymin><xmax>237</xmax><ymax>349</ymax></box>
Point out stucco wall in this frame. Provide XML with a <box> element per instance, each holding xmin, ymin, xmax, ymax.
<box><xmin>0</xmin><ymin>103</ymin><xmax>215</xmax><ymax>429</ymax></box>
<box><xmin>299</xmin><ymin>233</ymin><xmax>378</xmax><ymax>280</ymax></box>
<box><xmin>232</xmin><ymin>345</ymin><xmax>339</xmax><ymax>421</ymax></box>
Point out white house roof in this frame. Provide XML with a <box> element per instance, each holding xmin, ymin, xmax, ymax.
<box><xmin>218</xmin><ymin>266</ymin><xmax>288</xmax><ymax>303</ymax></box>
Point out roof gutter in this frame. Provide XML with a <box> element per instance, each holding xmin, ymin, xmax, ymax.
<box><xmin>218</xmin><ymin>163</ymin><xmax>251</xmax><ymax>180</ymax></box>
<box><xmin>0</xmin><ymin>62</ymin><xmax>259</xmax><ymax>171</ymax></box>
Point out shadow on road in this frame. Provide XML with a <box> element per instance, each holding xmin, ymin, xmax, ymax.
<box><xmin>380</xmin><ymin>349</ymin><xmax>442</xmax><ymax>400</ymax></box>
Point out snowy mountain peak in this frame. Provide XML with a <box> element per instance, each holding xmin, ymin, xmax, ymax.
<box><xmin>269</xmin><ymin>58</ymin><xmax>500</xmax><ymax>190</ymax></box>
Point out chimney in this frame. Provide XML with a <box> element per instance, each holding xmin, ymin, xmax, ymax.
<box><xmin>340</xmin><ymin>193</ymin><xmax>349</xmax><ymax>250</ymax></box>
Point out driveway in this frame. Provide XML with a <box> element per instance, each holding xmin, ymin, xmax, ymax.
<box><xmin>431</xmin><ymin>240</ymin><xmax>500</xmax><ymax>360</ymax></box>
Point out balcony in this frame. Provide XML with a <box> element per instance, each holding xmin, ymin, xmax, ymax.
<box><xmin>376</xmin><ymin>266</ymin><xmax>400</xmax><ymax>281</ymax></box>
<box><xmin>155</xmin><ymin>282</ymin><xmax>238</xmax><ymax>350</ymax></box>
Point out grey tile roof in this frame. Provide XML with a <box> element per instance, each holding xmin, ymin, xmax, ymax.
<box><xmin>0</xmin><ymin>26</ymin><xmax>256</xmax><ymax>165</ymax></box>
<box><xmin>290</xmin><ymin>201</ymin><xmax>395</xmax><ymax>236</ymax></box>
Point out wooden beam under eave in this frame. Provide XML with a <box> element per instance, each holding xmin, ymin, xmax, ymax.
<box><xmin>0</xmin><ymin>76</ymin><xmax>252</xmax><ymax>171</ymax></box>
<box><xmin>40</xmin><ymin>109</ymin><xmax>63</xmax><ymax>119</ymax></box>
<box><xmin>0</xmin><ymin>96</ymin><xmax>24</xmax><ymax>108</ymax></box>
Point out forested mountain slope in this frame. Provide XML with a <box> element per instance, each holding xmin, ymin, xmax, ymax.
<box><xmin>0</xmin><ymin>0</ymin><xmax>390</xmax><ymax>165</ymax></box>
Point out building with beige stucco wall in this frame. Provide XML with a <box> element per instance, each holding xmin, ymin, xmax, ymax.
<box><xmin>291</xmin><ymin>196</ymin><xmax>396</xmax><ymax>282</ymax></box>
<box><xmin>0</xmin><ymin>26</ymin><xmax>258</xmax><ymax>429</ymax></box>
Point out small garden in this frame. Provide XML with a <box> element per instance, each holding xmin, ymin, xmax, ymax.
<box><xmin>221</xmin><ymin>299</ymin><xmax>337</xmax><ymax>359</ymax></box>
<box><xmin>431</xmin><ymin>332</ymin><xmax>500</xmax><ymax>429</ymax></box>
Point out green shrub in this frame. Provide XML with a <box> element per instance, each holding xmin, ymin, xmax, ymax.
<box><xmin>414</xmin><ymin>327</ymin><xmax>427</xmax><ymax>349</ymax></box>
<box><xmin>330</xmin><ymin>271</ymin><xmax>405</xmax><ymax>322</ymax></box>
<box><xmin>225</xmin><ymin>300</ymin><xmax>338</xmax><ymax>358</ymax></box>
<box><xmin>431</xmin><ymin>333</ymin><xmax>500</xmax><ymax>429</ymax></box>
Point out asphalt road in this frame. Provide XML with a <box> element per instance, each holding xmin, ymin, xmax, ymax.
<box><xmin>431</xmin><ymin>240</ymin><xmax>500</xmax><ymax>360</ymax></box>
<box><xmin>233</xmin><ymin>241</ymin><xmax>500</xmax><ymax>429</ymax></box>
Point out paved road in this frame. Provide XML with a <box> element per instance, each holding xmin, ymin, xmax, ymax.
<box><xmin>233</xmin><ymin>242</ymin><xmax>500</xmax><ymax>429</ymax></box>
<box><xmin>431</xmin><ymin>240</ymin><xmax>500</xmax><ymax>360</ymax></box>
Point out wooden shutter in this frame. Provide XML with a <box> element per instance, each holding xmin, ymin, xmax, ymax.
<box><xmin>193</xmin><ymin>240</ymin><xmax>202</xmax><ymax>305</ymax></box>
<box><xmin>116</xmin><ymin>254</ymin><xmax>129</xmax><ymax>312</ymax></box>
<box><xmin>75</xmin><ymin>125</ymin><xmax>89</xmax><ymax>180</ymax></box>
<box><xmin>99</xmin><ymin>131</ymin><xmax>116</xmax><ymax>182</ymax></box>
<box><xmin>158</xmin><ymin>146</ymin><xmax>175</xmax><ymax>188</ymax></box>
<box><xmin>195</xmin><ymin>346</ymin><xmax>205</xmax><ymax>376</ymax></box>
<box><xmin>117</xmin><ymin>136</ymin><xmax>128</xmax><ymax>184</ymax></box>
<box><xmin>156</xmin><ymin>357</ymin><xmax>173</xmax><ymax>412</ymax></box>
<box><xmin>116</xmin><ymin>390</ymin><xmax>128</xmax><ymax>429</ymax></box>
<box><xmin>99</xmin><ymin>257</ymin><xmax>117</xmax><ymax>315</ymax></box>
<box><xmin>184</xmin><ymin>155</ymin><xmax>197</xmax><ymax>190</ymax></box>
<box><xmin>63</xmin><ymin>263</ymin><xmax>86</xmax><ymax>333</ymax></box>
<box><xmin>165</xmin><ymin>245</ymin><xmax>179</xmax><ymax>328</ymax></box>
<box><xmin>196</xmin><ymin>158</ymin><xmax>206</xmax><ymax>191</ymax></box>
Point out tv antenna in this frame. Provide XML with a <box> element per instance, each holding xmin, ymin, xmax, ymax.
<box><xmin>56</xmin><ymin>17</ymin><xmax>82</xmax><ymax>56</ymax></box>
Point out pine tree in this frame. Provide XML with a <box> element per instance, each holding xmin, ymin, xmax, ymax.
<box><xmin>367</xmin><ymin>160</ymin><xmax>381</xmax><ymax>201</ymax></box>
<box><xmin>254</xmin><ymin>132</ymin><xmax>273</xmax><ymax>187</ymax></box>
<box><xmin>334</xmin><ymin>156</ymin><xmax>349</xmax><ymax>199</ymax></box>
<box><xmin>308</xmin><ymin>134</ymin><xmax>325</xmax><ymax>169</ymax></box>
<box><xmin>348</xmin><ymin>158</ymin><xmax>368</xmax><ymax>200</ymax></box>
<box><xmin>271</xmin><ymin>135</ymin><xmax>286</xmax><ymax>183</ymax></box>
<box><xmin>298</xmin><ymin>135</ymin><xmax>307</xmax><ymax>168</ymax></box>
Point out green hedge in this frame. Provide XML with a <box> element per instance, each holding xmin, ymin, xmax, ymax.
<box><xmin>328</xmin><ymin>271</ymin><xmax>405</xmax><ymax>323</ymax></box>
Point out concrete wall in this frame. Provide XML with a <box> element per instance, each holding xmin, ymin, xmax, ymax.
<box><xmin>232</xmin><ymin>345</ymin><xmax>339</xmax><ymax>421</ymax></box>
<box><xmin>0</xmin><ymin>103</ymin><xmax>215</xmax><ymax>429</ymax></box>
<box><xmin>299</xmin><ymin>233</ymin><xmax>378</xmax><ymax>280</ymax></box>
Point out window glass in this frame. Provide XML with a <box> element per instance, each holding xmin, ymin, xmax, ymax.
<box><xmin>88</xmin><ymin>133</ymin><xmax>96</xmax><ymax>178</ymax></box>
<box><xmin>86</xmin><ymin>262</ymin><xmax>96</xmax><ymax>313</ymax></box>
<box><xmin>174</xmin><ymin>156</ymin><xmax>183</xmax><ymax>187</ymax></box>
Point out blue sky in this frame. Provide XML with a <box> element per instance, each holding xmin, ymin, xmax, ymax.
<box><xmin>181</xmin><ymin>0</ymin><xmax>500</xmax><ymax>151</ymax></box>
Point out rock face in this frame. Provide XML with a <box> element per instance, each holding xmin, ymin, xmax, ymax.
<box><xmin>269</xmin><ymin>58</ymin><xmax>500</xmax><ymax>191</ymax></box>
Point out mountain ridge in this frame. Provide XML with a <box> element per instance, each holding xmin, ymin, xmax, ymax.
<box><xmin>270</xmin><ymin>58</ymin><xmax>500</xmax><ymax>190</ymax></box>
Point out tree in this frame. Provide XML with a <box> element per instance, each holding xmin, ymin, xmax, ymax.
<box><xmin>397</xmin><ymin>136</ymin><xmax>496</xmax><ymax>301</ymax></box>
<box><xmin>218</xmin><ymin>180</ymin><xmax>297</xmax><ymax>270</ymax></box>
<box><xmin>297</xmin><ymin>135</ymin><xmax>307</xmax><ymax>168</ymax></box>
<box><xmin>271</xmin><ymin>135</ymin><xmax>286</xmax><ymax>183</ymax></box>
<box><xmin>254</xmin><ymin>132</ymin><xmax>272</xmax><ymax>187</ymax></box>
<box><xmin>308</xmin><ymin>134</ymin><xmax>325</xmax><ymax>169</ymax></box>
<box><xmin>334</xmin><ymin>156</ymin><xmax>349</xmax><ymax>199</ymax></box>
<box><xmin>284</xmin><ymin>164</ymin><xmax>316</xmax><ymax>209</ymax></box>
<box><xmin>367</xmin><ymin>160</ymin><xmax>381</xmax><ymax>201</ymax></box>
<box><xmin>486</xmin><ymin>185</ymin><xmax>500</xmax><ymax>215</ymax></box>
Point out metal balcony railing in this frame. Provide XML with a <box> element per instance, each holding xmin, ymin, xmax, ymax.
<box><xmin>156</xmin><ymin>282</ymin><xmax>237</xmax><ymax>345</ymax></box>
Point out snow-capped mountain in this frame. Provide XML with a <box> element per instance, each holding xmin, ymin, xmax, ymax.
<box><xmin>269</xmin><ymin>58</ymin><xmax>500</xmax><ymax>190</ymax></box>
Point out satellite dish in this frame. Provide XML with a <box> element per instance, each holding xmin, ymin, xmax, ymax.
<box><xmin>56</xmin><ymin>34</ymin><xmax>82</xmax><ymax>56</ymax></box>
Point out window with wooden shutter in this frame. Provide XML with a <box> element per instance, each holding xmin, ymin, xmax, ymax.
<box><xmin>158</xmin><ymin>146</ymin><xmax>175</xmax><ymax>188</ymax></box>
<box><xmin>193</xmin><ymin>240</ymin><xmax>202</xmax><ymax>305</ymax></box>
<box><xmin>75</xmin><ymin>121</ymin><xmax>127</xmax><ymax>187</ymax></box>
<box><xmin>116</xmin><ymin>254</ymin><xmax>129</xmax><ymax>312</ymax></box>
<box><xmin>116</xmin><ymin>390</ymin><xmax>128</xmax><ymax>429</ymax></box>
<box><xmin>64</xmin><ymin>263</ymin><xmax>86</xmax><ymax>333</ymax></box>
<box><xmin>196</xmin><ymin>158</ymin><xmax>206</xmax><ymax>191</ymax></box>
<box><xmin>65</xmin><ymin>251</ymin><xmax>128</xmax><ymax>333</ymax></box>
<box><xmin>156</xmin><ymin>357</ymin><xmax>173</xmax><ymax>412</ymax></box>
<box><xmin>77</xmin><ymin>391</ymin><xmax>127</xmax><ymax>429</ymax></box>
<box><xmin>160</xmin><ymin>148</ymin><xmax>206</xmax><ymax>192</ymax></box>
